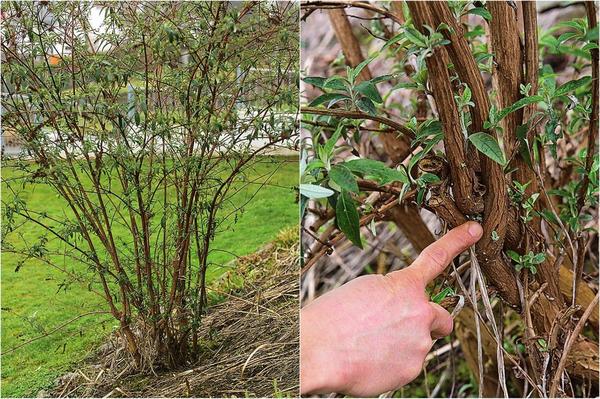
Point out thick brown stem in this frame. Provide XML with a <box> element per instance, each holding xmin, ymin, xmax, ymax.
<box><xmin>407</xmin><ymin>2</ymin><xmax>482</xmax><ymax>216</ymax></box>
<box><xmin>414</xmin><ymin>2</ymin><xmax>510</xmax><ymax>266</ymax></box>
<box><xmin>409</xmin><ymin>2</ymin><xmax>517</xmax><ymax>307</ymax></box>
<box><xmin>576</xmin><ymin>2</ymin><xmax>598</xmax><ymax>214</ymax></box>
<box><xmin>327</xmin><ymin>8</ymin><xmax>371</xmax><ymax>82</ymax></box>
<box><xmin>513</xmin><ymin>1</ymin><xmax>565</xmax><ymax>304</ymax></box>
<box><xmin>487</xmin><ymin>2</ymin><xmax>523</xmax><ymax>157</ymax></box>
<box><xmin>427</xmin><ymin>2</ymin><xmax>489</xmax><ymax>135</ymax></box>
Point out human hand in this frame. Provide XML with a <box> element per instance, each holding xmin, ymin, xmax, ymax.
<box><xmin>300</xmin><ymin>222</ymin><xmax>483</xmax><ymax>397</ymax></box>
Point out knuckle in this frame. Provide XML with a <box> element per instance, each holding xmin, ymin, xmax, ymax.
<box><xmin>420</xmin><ymin>246</ymin><xmax>448</xmax><ymax>269</ymax></box>
<box><xmin>397</xmin><ymin>268</ymin><xmax>425</xmax><ymax>289</ymax></box>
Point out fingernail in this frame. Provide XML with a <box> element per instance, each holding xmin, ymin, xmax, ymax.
<box><xmin>468</xmin><ymin>222</ymin><xmax>483</xmax><ymax>238</ymax></box>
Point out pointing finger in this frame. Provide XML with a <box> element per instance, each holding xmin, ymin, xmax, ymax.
<box><xmin>406</xmin><ymin>222</ymin><xmax>483</xmax><ymax>285</ymax></box>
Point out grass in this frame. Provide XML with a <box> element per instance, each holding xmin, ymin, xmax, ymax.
<box><xmin>0</xmin><ymin>156</ymin><xmax>298</xmax><ymax>398</ymax></box>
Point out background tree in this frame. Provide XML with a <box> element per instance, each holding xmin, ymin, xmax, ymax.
<box><xmin>300</xmin><ymin>1</ymin><xmax>598</xmax><ymax>396</ymax></box>
<box><xmin>2</xmin><ymin>1</ymin><xmax>298</xmax><ymax>368</ymax></box>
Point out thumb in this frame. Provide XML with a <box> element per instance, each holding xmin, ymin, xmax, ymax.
<box><xmin>406</xmin><ymin>222</ymin><xmax>483</xmax><ymax>285</ymax></box>
<box><xmin>429</xmin><ymin>302</ymin><xmax>453</xmax><ymax>339</ymax></box>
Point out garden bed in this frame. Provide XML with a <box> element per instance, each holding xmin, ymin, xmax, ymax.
<box><xmin>49</xmin><ymin>229</ymin><xmax>299</xmax><ymax>398</ymax></box>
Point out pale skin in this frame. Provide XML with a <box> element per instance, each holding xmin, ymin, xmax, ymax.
<box><xmin>300</xmin><ymin>221</ymin><xmax>483</xmax><ymax>397</ymax></box>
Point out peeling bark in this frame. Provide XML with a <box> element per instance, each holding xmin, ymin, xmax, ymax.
<box><xmin>487</xmin><ymin>1</ymin><xmax>524</xmax><ymax>157</ymax></box>
<box><xmin>407</xmin><ymin>2</ymin><xmax>483</xmax><ymax>216</ymax></box>
<box><xmin>407</xmin><ymin>1</ymin><xmax>598</xmax><ymax>385</ymax></box>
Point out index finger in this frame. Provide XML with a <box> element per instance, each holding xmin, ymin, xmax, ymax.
<box><xmin>406</xmin><ymin>222</ymin><xmax>483</xmax><ymax>285</ymax></box>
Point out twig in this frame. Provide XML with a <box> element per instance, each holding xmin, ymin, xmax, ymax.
<box><xmin>471</xmin><ymin>248</ymin><xmax>509</xmax><ymax>398</ymax></box>
<box><xmin>548</xmin><ymin>292</ymin><xmax>600</xmax><ymax>397</ymax></box>
<box><xmin>301</xmin><ymin>1</ymin><xmax>403</xmax><ymax>25</ymax></box>
<box><xmin>302</xmin><ymin>226</ymin><xmax>332</xmax><ymax>248</ymax></box>
<box><xmin>451</xmin><ymin>258</ymin><xmax>544</xmax><ymax>396</ymax></box>
<box><xmin>301</xmin><ymin>196</ymin><xmax>398</xmax><ymax>274</ymax></box>
<box><xmin>301</xmin><ymin>106</ymin><xmax>414</xmax><ymax>139</ymax></box>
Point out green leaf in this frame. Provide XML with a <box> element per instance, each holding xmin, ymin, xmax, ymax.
<box><xmin>304</xmin><ymin>159</ymin><xmax>326</xmax><ymax>174</ymax></box>
<box><xmin>496</xmin><ymin>95</ymin><xmax>543</xmax><ymax>122</ymax></box>
<box><xmin>419</xmin><ymin>173</ymin><xmax>440</xmax><ymax>184</ymax></box>
<box><xmin>393</xmin><ymin>81</ymin><xmax>419</xmax><ymax>90</ymax></box>
<box><xmin>515</xmin><ymin>263</ymin><xmax>524</xmax><ymax>272</ymax></box>
<box><xmin>302</xmin><ymin>76</ymin><xmax>327</xmax><ymax>88</ymax></box>
<box><xmin>355</xmin><ymin>81</ymin><xmax>383</xmax><ymax>103</ymax></box>
<box><xmin>554</xmin><ymin>76</ymin><xmax>592</xmax><ymax>97</ymax></box>
<box><xmin>469</xmin><ymin>132</ymin><xmax>506</xmax><ymax>165</ymax></box>
<box><xmin>531</xmin><ymin>252</ymin><xmax>546</xmax><ymax>264</ymax></box>
<box><xmin>369</xmin><ymin>74</ymin><xmax>394</xmax><ymax>84</ymax></box>
<box><xmin>309</xmin><ymin>93</ymin><xmax>350</xmax><ymax>107</ymax></box>
<box><xmin>329</xmin><ymin>164</ymin><xmax>359</xmax><ymax>193</ymax></box>
<box><xmin>300</xmin><ymin>184</ymin><xmax>334</xmax><ymax>199</ymax></box>
<box><xmin>506</xmin><ymin>250</ymin><xmax>521</xmax><ymax>263</ymax></box>
<box><xmin>344</xmin><ymin>159</ymin><xmax>409</xmax><ymax>184</ymax></box>
<box><xmin>383</xmin><ymin>33</ymin><xmax>405</xmax><ymax>51</ymax></box>
<box><xmin>351</xmin><ymin>52</ymin><xmax>379</xmax><ymax>83</ymax></box>
<box><xmin>404</xmin><ymin>26</ymin><xmax>427</xmax><ymax>47</ymax></box>
<box><xmin>557</xmin><ymin>31</ymin><xmax>579</xmax><ymax>45</ymax></box>
<box><xmin>462</xmin><ymin>86</ymin><xmax>472</xmax><ymax>103</ymax></box>
<box><xmin>467</xmin><ymin>7</ymin><xmax>492</xmax><ymax>21</ymax></box>
<box><xmin>323</xmin><ymin>123</ymin><xmax>344</xmax><ymax>159</ymax></box>
<box><xmin>416</xmin><ymin>187</ymin><xmax>426</xmax><ymax>206</ymax></box>
<box><xmin>585</xmin><ymin>25</ymin><xmax>599</xmax><ymax>41</ymax></box>
<box><xmin>356</xmin><ymin>97</ymin><xmax>377</xmax><ymax>115</ymax></box>
<box><xmin>415</xmin><ymin>120</ymin><xmax>443</xmax><ymax>141</ymax></box>
<box><xmin>336</xmin><ymin>190</ymin><xmax>362</xmax><ymax>248</ymax></box>
<box><xmin>431</xmin><ymin>287</ymin><xmax>455</xmax><ymax>304</ymax></box>
<box><xmin>516</xmin><ymin>123</ymin><xmax>533</xmax><ymax>168</ymax></box>
<box><xmin>323</xmin><ymin>76</ymin><xmax>349</xmax><ymax>90</ymax></box>
<box><xmin>491</xmin><ymin>230</ymin><xmax>500</xmax><ymax>241</ymax></box>
<box><xmin>530</xmin><ymin>265</ymin><xmax>537</xmax><ymax>274</ymax></box>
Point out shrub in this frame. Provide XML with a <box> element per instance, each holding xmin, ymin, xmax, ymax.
<box><xmin>300</xmin><ymin>2</ymin><xmax>598</xmax><ymax>396</ymax></box>
<box><xmin>2</xmin><ymin>1</ymin><xmax>298</xmax><ymax>367</ymax></box>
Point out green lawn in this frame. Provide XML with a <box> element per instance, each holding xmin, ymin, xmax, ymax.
<box><xmin>0</xmin><ymin>156</ymin><xmax>298</xmax><ymax>398</ymax></box>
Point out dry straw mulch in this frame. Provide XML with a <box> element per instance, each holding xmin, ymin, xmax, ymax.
<box><xmin>51</xmin><ymin>229</ymin><xmax>299</xmax><ymax>398</ymax></box>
